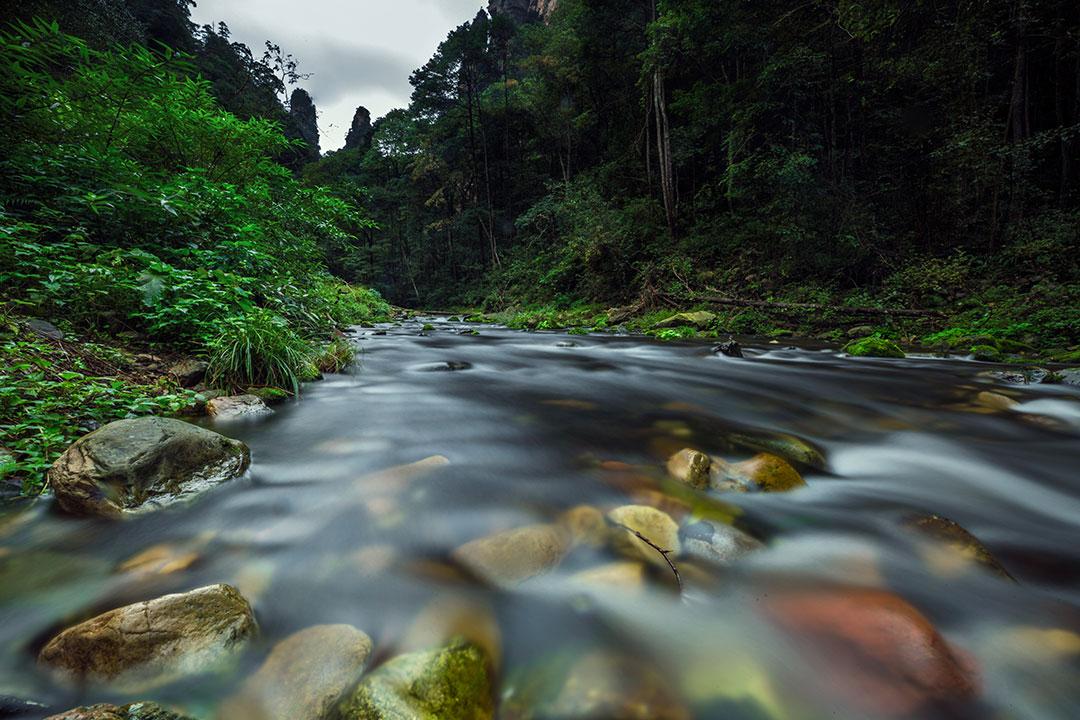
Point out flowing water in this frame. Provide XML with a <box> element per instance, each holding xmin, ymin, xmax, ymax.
<box><xmin>2</xmin><ymin>317</ymin><xmax>1080</xmax><ymax>719</ymax></box>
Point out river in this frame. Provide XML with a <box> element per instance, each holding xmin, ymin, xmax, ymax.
<box><xmin>2</xmin><ymin>316</ymin><xmax>1079</xmax><ymax>719</ymax></box>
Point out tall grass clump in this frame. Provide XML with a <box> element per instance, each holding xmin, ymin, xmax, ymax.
<box><xmin>207</xmin><ymin>310</ymin><xmax>314</xmax><ymax>392</ymax></box>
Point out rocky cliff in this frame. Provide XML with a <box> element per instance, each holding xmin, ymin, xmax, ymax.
<box><xmin>344</xmin><ymin>106</ymin><xmax>373</xmax><ymax>151</ymax></box>
<box><xmin>488</xmin><ymin>0</ymin><xmax>557</xmax><ymax>23</ymax></box>
<box><xmin>288</xmin><ymin>88</ymin><xmax>320</xmax><ymax>160</ymax></box>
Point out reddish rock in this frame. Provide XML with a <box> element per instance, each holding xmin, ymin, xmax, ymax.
<box><xmin>764</xmin><ymin>588</ymin><xmax>978</xmax><ymax>716</ymax></box>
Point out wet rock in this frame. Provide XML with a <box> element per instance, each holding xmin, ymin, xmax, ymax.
<box><xmin>218</xmin><ymin>624</ymin><xmax>372</xmax><ymax>720</ymax></box>
<box><xmin>372</xmin><ymin>330</ymin><xmax>387</xmax><ymax>336</ymax></box>
<box><xmin>626</xmin><ymin>489</ymin><xmax>692</xmax><ymax>522</ymax></box>
<box><xmin>904</xmin><ymin>514</ymin><xmax>1014</xmax><ymax>580</ymax></box>
<box><xmin>25</xmin><ymin>318</ymin><xmax>63</xmax><ymax>340</ymax></box>
<box><xmin>48</xmin><ymin>417</ymin><xmax>250</xmax><ymax>517</ymax></box>
<box><xmin>679</xmin><ymin>520</ymin><xmax>763</xmax><ymax>567</ymax></box>
<box><xmin>452</xmin><ymin>524</ymin><xmax>569</xmax><ymax>587</ymax></box>
<box><xmin>843</xmin><ymin>337</ymin><xmax>905</xmax><ymax>358</ymax></box>
<box><xmin>970</xmin><ymin>345</ymin><xmax>1002</xmax><ymax>362</ymax></box>
<box><xmin>45</xmin><ymin>702</ymin><xmax>195</xmax><ymax>720</ymax></box>
<box><xmin>711</xmin><ymin>453</ymin><xmax>806</xmax><ymax>493</ymax></box>
<box><xmin>987</xmin><ymin>367</ymin><xmax>1049</xmax><ymax>385</ymax></box>
<box><xmin>116</xmin><ymin>543</ymin><xmax>200</xmax><ymax>578</ymax></box>
<box><xmin>607</xmin><ymin>505</ymin><xmax>681</xmax><ymax>566</ymax></box>
<box><xmin>711</xmin><ymin>340</ymin><xmax>743</xmax><ymax>358</ymax></box>
<box><xmin>764</xmin><ymin>588</ymin><xmax>978</xmax><ymax>716</ymax></box>
<box><xmin>334</xmin><ymin>639</ymin><xmax>493</xmax><ymax>720</ymax></box>
<box><xmin>206</xmin><ymin>394</ymin><xmax>273</xmax><ymax>419</ymax></box>
<box><xmin>710</xmin><ymin>452</ymin><xmax>805</xmax><ymax>493</ymax></box>
<box><xmin>1057</xmin><ymin>368</ymin><xmax>1080</xmax><ymax>386</ymax></box>
<box><xmin>975</xmin><ymin>390</ymin><xmax>1018</xmax><ymax>412</ymax></box>
<box><xmin>415</xmin><ymin>362</ymin><xmax>472</xmax><ymax>372</ymax></box>
<box><xmin>244</xmin><ymin>387</ymin><xmax>290</xmax><ymax>404</ymax></box>
<box><xmin>400</xmin><ymin>596</ymin><xmax>501</xmax><ymax>670</ymax></box>
<box><xmin>39</xmin><ymin>584</ymin><xmax>256</xmax><ymax>691</ymax></box>
<box><xmin>504</xmin><ymin>650</ymin><xmax>689</xmax><ymax>720</ymax></box>
<box><xmin>166</xmin><ymin>359</ymin><xmax>208</xmax><ymax>387</ymax></box>
<box><xmin>666</xmin><ymin>448</ymin><xmax>710</xmax><ymax>490</ymax></box>
<box><xmin>728</xmin><ymin>432</ymin><xmax>826</xmax><ymax>470</ymax></box>
<box><xmin>568</xmin><ymin>561</ymin><xmax>647</xmax><ymax>595</ymax></box>
<box><xmin>556</xmin><ymin>505</ymin><xmax>609</xmax><ymax>548</ymax></box>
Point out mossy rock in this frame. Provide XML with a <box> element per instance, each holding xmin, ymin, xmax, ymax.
<box><xmin>843</xmin><ymin>337</ymin><xmax>905</xmax><ymax>358</ymax></box>
<box><xmin>654</xmin><ymin>311</ymin><xmax>716</xmax><ymax>330</ymax></box>
<box><xmin>422</xmin><ymin>323</ymin><xmax>436</xmax><ymax>332</ymax></box>
<box><xmin>969</xmin><ymin>344</ymin><xmax>1002</xmax><ymax>362</ymax></box>
<box><xmin>334</xmin><ymin>639</ymin><xmax>493</xmax><ymax>720</ymax></box>
<box><xmin>245</xmin><ymin>387</ymin><xmax>290</xmax><ymax>404</ymax></box>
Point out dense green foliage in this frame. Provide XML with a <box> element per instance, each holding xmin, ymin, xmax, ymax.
<box><xmin>308</xmin><ymin>0</ymin><xmax>1078</xmax><ymax>351</ymax></box>
<box><xmin>0</xmin><ymin>19</ymin><xmax>387</xmax><ymax>492</ymax></box>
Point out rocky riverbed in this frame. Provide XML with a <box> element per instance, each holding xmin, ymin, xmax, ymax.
<box><xmin>2</xmin><ymin>316</ymin><xmax>1079</xmax><ymax>719</ymax></box>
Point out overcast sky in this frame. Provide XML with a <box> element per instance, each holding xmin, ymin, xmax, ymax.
<box><xmin>190</xmin><ymin>0</ymin><xmax>486</xmax><ymax>150</ymax></box>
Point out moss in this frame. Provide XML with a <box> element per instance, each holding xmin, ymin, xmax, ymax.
<box><xmin>422</xmin><ymin>323</ymin><xmax>436</xmax><ymax>332</ymax></box>
<box><xmin>244</xmin><ymin>386</ymin><xmax>290</xmax><ymax>404</ymax></box>
<box><xmin>970</xmin><ymin>344</ymin><xmax>1002</xmax><ymax>362</ymax></box>
<box><xmin>842</xmin><ymin>337</ymin><xmax>905</xmax><ymax>358</ymax></box>
<box><xmin>335</xmin><ymin>639</ymin><xmax>492</xmax><ymax>720</ymax></box>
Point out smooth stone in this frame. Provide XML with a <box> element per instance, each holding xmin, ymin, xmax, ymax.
<box><xmin>206</xmin><ymin>394</ymin><xmax>273</xmax><ymax>419</ymax></box>
<box><xmin>399</xmin><ymin>595</ymin><xmax>501</xmax><ymax>670</ymax></box>
<box><xmin>452</xmin><ymin>524</ymin><xmax>569</xmax><ymax>587</ymax></box>
<box><xmin>47</xmin><ymin>417</ymin><xmax>250</xmax><ymax>517</ymax></box>
<box><xmin>556</xmin><ymin>505</ymin><xmax>609</xmax><ymax>548</ymax></box>
<box><xmin>904</xmin><ymin>514</ymin><xmax>1013</xmax><ymax>580</ymax></box>
<box><xmin>39</xmin><ymin>584</ymin><xmax>256</xmax><ymax>691</ymax></box>
<box><xmin>711</xmin><ymin>453</ymin><xmax>806</xmax><ymax>492</ymax></box>
<box><xmin>45</xmin><ymin>702</ymin><xmax>195</xmax><ymax>720</ymax></box>
<box><xmin>334</xmin><ymin>640</ymin><xmax>493</xmax><ymax>720</ymax></box>
<box><xmin>975</xmin><ymin>390</ymin><xmax>1018</xmax><ymax>412</ymax></box>
<box><xmin>606</xmin><ymin>505</ymin><xmax>681</xmax><ymax>566</ymax></box>
<box><xmin>653</xmin><ymin>311</ymin><xmax>716</xmax><ymax>329</ymax></box>
<box><xmin>666</xmin><ymin>448</ymin><xmax>710</xmax><ymax>489</ymax></box>
<box><xmin>679</xmin><ymin>520</ymin><xmax>764</xmax><ymax>566</ymax></box>
<box><xmin>166</xmin><ymin>359</ymin><xmax>208</xmax><ymax>387</ymax></box>
<box><xmin>764</xmin><ymin>588</ymin><xmax>978</xmax><ymax>716</ymax></box>
<box><xmin>568</xmin><ymin>561</ymin><xmax>647</xmax><ymax>595</ymax></box>
<box><xmin>218</xmin><ymin>624</ymin><xmax>372</xmax><ymax>720</ymax></box>
<box><xmin>728</xmin><ymin>431</ymin><xmax>826</xmax><ymax>469</ymax></box>
<box><xmin>505</xmin><ymin>651</ymin><xmax>689</xmax><ymax>720</ymax></box>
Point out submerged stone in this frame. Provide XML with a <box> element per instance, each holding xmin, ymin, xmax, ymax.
<box><xmin>39</xmin><ymin>584</ymin><xmax>256</xmax><ymax>691</ymax></box>
<box><xmin>666</xmin><ymin>448</ymin><xmax>711</xmax><ymax>489</ymax></box>
<box><xmin>711</xmin><ymin>453</ymin><xmax>806</xmax><ymax>493</ymax></box>
<box><xmin>904</xmin><ymin>514</ymin><xmax>1014</xmax><ymax>580</ymax></box>
<box><xmin>48</xmin><ymin>417</ymin><xmax>250</xmax><ymax>517</ymax></box>
<box><xmin>334</xmin><ymin>639</ymin><xmax>493</xmax><ymax>720</ymax></box>
<box><xmin>218</xmin><ymin>624</ymin><xmax>372</xmax><ymax>720</ymax></box>
<box><xmin>679</xmin><ymin>520</ymin><xmax>764</xmax><ymax>567</ymax></box>
<box><xmin>607</xmin><ymin>505</ymin><xmax>681</xmax><ymax>566</ymax></box>
<box><xmin>452</xmin><ymin>524</ymin><xmax>569</xmax><ymax>587</ymax></box>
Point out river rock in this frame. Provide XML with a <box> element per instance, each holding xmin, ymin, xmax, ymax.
<box><xmin>556</xmin><ymin>505</ymin><xmax>609</xmax><ymax>547</ymax></box>
<box><xmin>218</xmin><ymin>624</ymin><xmax>372</xmax><ymax>720</ymax></box>
<box><xmin>167</xmin><ymin>359</ymin><xmax>208</xmax><ymax>387</ymax></box>
<box><xmin>400</xmin><ymin>595</ymin><xmax>501</xmax><ymax>670</ymax></box>
<box><xmin>607</xmin><ymin>505</ymin><xmax>681</xmax><ymax>566</ymax></box>
<box><xmin>504</xmin><ymin>650</ymin><xmax>689</xmax><ymax>720</ymax></box>
<box><xmin>904</xmin><ymin>514</ymin><xmax>1013</xmax><ymax>580</ymax></box>
<box><xmin>334</xmin><ymin>639</ymin><xmax>493</xmax><ymax>720</ymax></box>
<box><xmin>711</xmin><ymin>453</ymin><xmax>806</xmax><ymax>492</ymax></box>
<box><xmin>47</xmin><ymin>417</ymin><xmax>250</xmax><ymax>517</ymax></box>
<box><xmin>206</xmin><ymin>394</ymin><xmax>273</xmax><ymax>419</ymax></box>
<box><xmin>569</xmin><ymin>561</ymin><xmax>647</xmax><ymax>595</ymax></box>
<box><xmin>452</xmin><ymin>524</ymin><xmax>569</xmax><ymax>587</ymax></box>
<box><xmin>711</xmin><ymin>340</ymin><xmax>743</xmax><ymax>358</ymax></box>
<box><xmin>39</xmin><ymin>584</ymin><xmax>256</xmax><ymax>691</ymax></box>
<box><xmin>666</xmin><ymin>448</ymin><xmax>710</xmax><ymax>489</ymax></box>
<box><xmin>975</xmin><ymin>391</ymin><xmax>1018</xmax><ymax>412</ymax></box>
<box><xmin>728</xmin><ymin>431</ymin><xmax>826</xmax><ymax>470</ymax></box>
<box><xmin>653</xmin><ymin>311</ymin><xmax>716</xmax><ymax>330</ymax></box>
<box><xmin>764</xmin><ymin>588</ymin><xmax>978</xmax><ymax>716</ymax></box>
<box><xmin>679</xmin><ymin>520</ymin><xmax>764</xmax><ymax>566</ymax></box>
<box><xmin>45</xmin><ymin>703</ymin><xmax>195</xmax><ymax>720</ymax></box>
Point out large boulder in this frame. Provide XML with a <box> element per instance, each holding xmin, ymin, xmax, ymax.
<box><xmin>219</xmin><ymin>624</ymin><xmax>372</xmax><ymax>720</ymax></box>
<box><xmin>334</xmin><ymin>639</ymin><xmax>494</xmax><ymax>720</ymax></box>
<box><xmin>48</xmin><ymin>417</ymin><xmax>249</xmax><ymax>517</ymax></box>
<box><xmin>39</xmin><ymin>584</ymin><xmax>256</xmax><ymax>691</ymax></box>
<box><xmin>45</xmin><ymin>703</ymin><xmax>195</xmax><ymax>720</ymax></box>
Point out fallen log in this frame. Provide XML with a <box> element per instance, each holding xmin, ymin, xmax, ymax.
<box><xmin>665</xmin><ymin>293</ymin><xmax>945</xmax><ymax>319</ymax></box>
